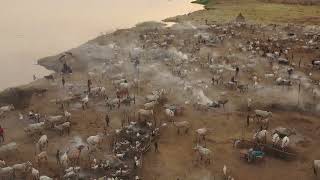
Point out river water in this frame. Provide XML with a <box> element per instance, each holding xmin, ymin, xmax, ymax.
<box><xmin>0</xmin><ymin>0</ymin><xmax>201</xmax><ymax>90</ymax></box>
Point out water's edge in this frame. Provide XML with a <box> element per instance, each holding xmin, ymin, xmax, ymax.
<box><xmin>0</xmin><ymin>5</ymin><xmax>205</xmax><ymax>106</ymax></box>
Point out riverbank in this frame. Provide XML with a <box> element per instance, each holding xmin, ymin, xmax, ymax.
<box><xmin>0</xmin><ymin>0</ymin><xmax>202</xmax><ymax>91</ymax></box>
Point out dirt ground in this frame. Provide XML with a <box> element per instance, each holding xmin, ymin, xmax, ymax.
<box><xmin>1</xmin><ymin>18</ymin><xmax>320</xmax><ymax>180</ymax></box>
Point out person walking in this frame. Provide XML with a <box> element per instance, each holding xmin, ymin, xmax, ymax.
<box><xmin>105</xmin><ymin>114</ymin><xmax>110</xmax><ymax>127</ymax></box>
<box><xmin>56</xmin><ymin>149</ymin><xmax>60</xmax><ymax>165</ymax></box>
<box><xmin>154</xmin><ymin>141</ymin><xmax>159</xmax><ymax>153</ymax></box>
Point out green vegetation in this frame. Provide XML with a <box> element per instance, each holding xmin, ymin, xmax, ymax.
<box><xmin>165</xmin><ymin>0</ymin><xmax>320</xmax><ymax>25</ymax></box>
<box><xmin>191</xmin><ymin>0</ymin><xmax>210</xmax><ymax>5</ymax></box>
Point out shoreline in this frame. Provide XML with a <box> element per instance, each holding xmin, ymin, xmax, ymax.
<box><xmin>0</xmin><ymin>0</ymin><xmax>203</xmax><ymax>93</ymax></box>
<box><xmin>1</xmin><ymin>3</ymin><xmax>319</xmax><ymax>108</ymax></box>
<box><xmin>5</xmin><ymin>0</ymin><xmax>319</xmax><ymax>95</ymax></box>
<box><xmin>0</xmin><ymin>6</ymin><xmax>206</xmax><ymax>107</ymax></box>
<box><xmin>0</xmin><ymin>3</ymin><xmax>205</xmax><ymax>98</ymax></box>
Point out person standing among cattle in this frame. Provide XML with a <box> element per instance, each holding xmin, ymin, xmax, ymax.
<box><xmin>287</xmin><ymin>68</ymin><xmax>294</xmax><ymax>79</ymax></box>
<box><xmin>87</xmin><ymin>79</ymin><xmax>92</xmax><ymax>93</ymax></box>
<box><xmin>0</xmin><ymin>126</ymin><xmax>4</xmax><ymax>143</ymax></box>
<box><xmin>62</xmin><ymin>76</ymin><xmax>65</xmax><ymax>87</ymax></box>
<box><xmin>105</xmin><ymin>114</ymin><xmax>110</xmax><ymax>127</ymax></box>
<box><xmin>154</xmin><ymin>141</ymin><xmax>159</xmax><ymax>153</ymax></box>
<box><xmin>235</xmin><ymin>66</ymin><xmax>240</xmax><ymax>77</ymax></box>
<box><xmin>56</xmin><ymin>149</ymin><xmax>60</xmax><ymax>165</ymax></box>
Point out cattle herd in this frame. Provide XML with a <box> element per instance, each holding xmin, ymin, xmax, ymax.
<box><xmin>0</xmin><ymin>20</ymin><xmax>319</xmax><ymax>179</ymax></box>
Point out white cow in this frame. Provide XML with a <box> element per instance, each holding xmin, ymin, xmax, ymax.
<box><xmin>37</xmin><ymin>135</ymin><xmax>48</xmax><ymax>151</ymax></box>
<box><xmin>113</xmin><ymin>79</ymin><xmax>127</xmax><ymax>86</ymax></box>
<box><xmin>281</xmin><ymin>136</ymin><xmax>290</xmax><ymax>150</ymax></box>
<box><xmin>90</xmin><ymin>87</ymin><xmax>106</xmax><ymax>97</ymax></box>
<box><xmin>0</xmin><ymin>105</ymin><xmax>14</xmax><ymax>114</ymax></box>
<box><xmin>119</xmin><ymin>82</ymin><xmax>130</xmax><ymax>90</ymax></box>
<box><xmin>60</xmin><ymin>152</ymin><xmax>69</xmax><ymax>169</ymax></box>
<box><xmin>45</xmin><ymin>115</ymin><xmax>65</xmax><ymax>127</ymax></box>
<box><xmin>107</xmin><ymin>98</ymin><xmax>121</xmax><ymax>109</ymax></box>
<box><xmin>134</xmin><ymin>156</ymin><xmax>141</xmax><ymax>168</ymax></box>
<box><xmin>165</xmin><ymin>109</ymin><xmax>175</xmax><ymax>122</ymax></box>
<box><xmin>174</xmin><ymin>121</ymin><xmax>190</xmax><ymax>134</ymax></box>
<box><xmin>31</xmin><ymin>168</ymin><xmax>40</xmax><ymax>180</ymax></box>
<box><xmin>145</xmin><ymin>94</ymin><xmax>160</xmax><ymax>102</ymax></box>
<box><xmin>0</xmin><ymin>167</ymin><xmax>14</xmax><ymax>180</ymax></box>
<box><xmin>64</xmin><ymin>111</ymin><xmax>71</xmax><ymax>121</ymax></box>
<box><xmin>264</xmin><ymin>73</ymin><xmax>275</xmax><ymax>79</ymax></box>
<box><xmin>47</xmin><ymin>115</ymin><xmax>64</xmax><ymax>122</ymax></box>
<box><xmin>138</xmin><ymin>109</ymin><xmax>153</xmax><ymax>119</ymax></box>
<box><xmin>12</xmin><ymin>161</ymin><xmax>32</xmax><ymax>176</ymax></box>
<box><xmin>253</xmin><ymin>130</ymin><xmax>268</xmax><ymax>143</ymax></box>
<box><xmin>81</xmin><ymin>95</ymin><xmax>89</xmax><ymax>109</ymax></box>
<box><xmin>24</xmin><ymin>122</ymin><xmax>45</xmax><ymax>135</ymax></box>
<box><xmin>193</xmin><ymin>144</ymin><xmax>212</xmax><ymax>164</ymax></box>
<box><xmin>165</xmin><ymin>109</ymin><xmax>175</xmax><ymax>117</ymax></box>
<box><xmin>87</xmin><ymin>134</ymin><xmax>104</xmax><ymax>148</ymax></box>
<box><xmin>35</xmin><ymin>151</ymin><xmax>48</xmax><ymax>167</ymax></box>
<box><xmin>88</xmin><ymin>72</ymin><xmax>97</xmax><ymax>78</ymax></box>
<box><xmin>254</xmin><ymin>110</ymin><xmax>272</xmax><ymax>119</ymax></box>
<box><xmin>64</xmin><ymin>166</ymin><xmax>80</xmax><ymax>179</ymax></box>
<box><xmin>272</xmin><ymin>133</ymin><xmax>280</xmax><ymax>147</ymax></box>
<box><xmin>0</xmin><ymin>142</ymin><xmax>17</xmax><ymax>156</ymax></box>
<box><xmin>54</xmin><ymin>122</ymin><xmax>71</xmax><ymax>136</ymax></box>
<box><xmin>40</xmin><ymin>176</ymin><xmax>53</xmax><ymax>180</ymax></box>
<box><xmin>276</xmin><ymin>77</ymin><xmax>292</xmax><ymax>86</ymax></box>
<box><xmin>223</xmin><ymin>165</ymin><xmax>227</xmax><ymax>178</ymax></box>
<box><xmin>110</xmin><ymin>73</ymin><xmax>125</xmax><ymax>80</ymax></box>
<box><xmin>195</xmin><ymin>128</ymin><xmax>213</xmax><ymax>142</ymax></box>
<box><xmin>144</xmin><ymin>101</ymin><xmax>158</xmax><ymax>110</ymax></box>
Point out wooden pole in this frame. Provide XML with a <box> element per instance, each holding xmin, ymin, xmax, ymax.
<box><xmin>138</xmin><ymin>65</ymin><xmax>140</xmax><ymax>96</ymax></box>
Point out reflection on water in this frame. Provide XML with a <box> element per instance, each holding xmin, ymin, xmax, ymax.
<box><xmin>0</xmin><ymin>0</ymin><xmax>201</xmax><ymax>90</ymax></box>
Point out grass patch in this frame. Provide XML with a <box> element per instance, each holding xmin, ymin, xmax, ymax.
<box><xmin>191</xmin><ymin>0</ymin><xmax>210</xmax><ymax>5</ymax></box>
<box><xmin>165</xmin><ymin>0</ymin><xmax>320</xmax><ymax>25</ymax></box>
